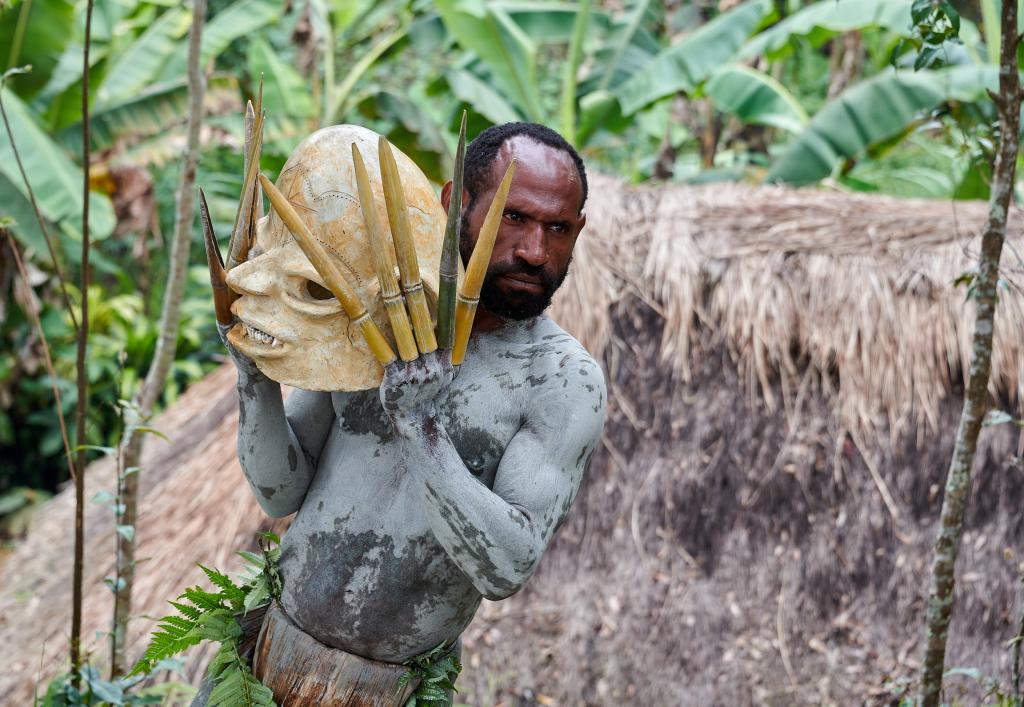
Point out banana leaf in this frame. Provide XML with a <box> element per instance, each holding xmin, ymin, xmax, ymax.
<box><xmin>706</xmin><ymin>64</ymin><xmax>808</xmax><ymax>134</ymax></box>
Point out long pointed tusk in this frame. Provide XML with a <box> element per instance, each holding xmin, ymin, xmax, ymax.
<box><xmin>199</xmin><ymin>187</ymin><xmax>234</xmax><ymax>326</ymax></box>
<box><xmin>228</xmin><ymin>78</ymin><xmax>265</xmax><ymax>269</ymax></box>
<box><xmin>378</xmin><ymin>136</ymin><xmax>438</xmax><ymax>355</ymax></box>
<box><xmin>451</xmin><ymin>159</ymin><xmax>517</xmax><ymax>366</ymax></box>
<box><xmin>258</xmin><ymin>172</ymin><xmax>397</xmax><ymax>367</ymax></box>
<box><xmin>352</xmin><ymin>143</ymin><xmax>419</xmax><ymax>362</ymax></box>
<box><xmin>436</xmin><ymin>110</ymin><xmax>467</xmax><ymax>351</ymax></box>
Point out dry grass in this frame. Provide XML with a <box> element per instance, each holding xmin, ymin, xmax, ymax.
<box><xmin>3</xmin><ymin>177</ymin><xmax>1024</xmax><ymax>705</ymax></box>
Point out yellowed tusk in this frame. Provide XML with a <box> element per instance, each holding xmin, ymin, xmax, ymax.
<box><xmin>258</xmin><ymin>172</ymin><xmax>396</xmax><ymax>367</ymax></box>
<box><xmin>352</xmin><ymin>143</ymin><xmax>418</xmax><ymax>362</ymax></box>
<box><xmin>451</xmin><ymin>159</ymin><xmax>517</xmax><ymax>366</ymax></box>
<box><xmin>378</xmin><ymin>136</ymin><xmax>438</xmax><ymax>355</ymax></box>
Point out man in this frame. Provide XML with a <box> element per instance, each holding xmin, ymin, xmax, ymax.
<box><xmin>222</xmin><ymin>122</ymin><xmax>606</xmax><ymax>700</ymax></box>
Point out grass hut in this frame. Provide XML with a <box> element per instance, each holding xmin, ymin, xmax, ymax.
<box><xmin>2</xmin><ymin>176</ymin><xmax>1022</xmax><ymax>705</ymax></box>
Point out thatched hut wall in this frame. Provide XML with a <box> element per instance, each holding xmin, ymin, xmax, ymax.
<box><xmin>2</xmin><ymin>176</ymin><xmax>1023</xmax><ymax>705</ymax></box>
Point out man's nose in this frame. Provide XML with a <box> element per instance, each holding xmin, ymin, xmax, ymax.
<box><xmin>513</xmin><ymin>223</ymin><xmax>548</xmax><ymax>267</ymax></box>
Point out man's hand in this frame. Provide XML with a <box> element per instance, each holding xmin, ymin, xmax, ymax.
<box><xmin>379</xmin><ymin>349</ymin><xmax>454</xmax><ymax>431</ymax></box>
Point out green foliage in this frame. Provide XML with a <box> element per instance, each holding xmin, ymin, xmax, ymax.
<box><xmin>399</xmin><ymin>642</ymin><xmax>463</xmax><ymax>707</ymax></box>
<box><xmin>705</xmin><ymin>64</ymin><xmax>808</xmax><ymax>134</ymax></box>
<box><xmin>36</xmin><ymin>660</ymin><xmax>190</xmax><ymax>706</ymax></box>
<box><xmin>766</xmin><ymin>65</ymin><xmax>999</xmax><ymax>185</ymax></box>
<box><xmin>615</xmin><ymin>0</ymin><xmax>773</xmax><ymax>115</ymax></box>
<box><xmin>131</xmin><ymin>533</ymin><xmax>281</xmax><ymax>707</ymax></box>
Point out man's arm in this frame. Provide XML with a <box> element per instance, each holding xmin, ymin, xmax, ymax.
<box><xmin>385</xmin><ymin>353</ymin><xmax>606</xmax><ymax>599</ymax></box>
<box><xmin>224</xmin><ymin>326</ymin><xmax>333</xmax><ymax>517</ymax></box>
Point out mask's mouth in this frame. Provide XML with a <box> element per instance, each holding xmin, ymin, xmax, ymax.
<box><xmin>229</xmin><ymin>319</ymin><xmax>291</xmax><ymax>359</ymax></box>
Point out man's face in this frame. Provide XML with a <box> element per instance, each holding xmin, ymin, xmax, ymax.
<box><xmin>455</xmin><ymin>136</ymin><xmax>586</xmax><ymax>320</ymax></box>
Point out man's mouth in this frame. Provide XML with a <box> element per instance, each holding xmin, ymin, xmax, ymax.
<box><xmin>499</xmin><ymin>274</ymin><xmax>545</xmax><ymax>292</ymax></box>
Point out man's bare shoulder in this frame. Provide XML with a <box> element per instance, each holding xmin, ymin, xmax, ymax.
<box><xmin>514</xmin><ymin>317</ymin><xmax>606</xmax><ymax>417</ymax></box>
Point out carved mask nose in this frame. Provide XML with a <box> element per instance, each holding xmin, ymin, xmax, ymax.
<box><xmin>227</xmin><ymin>249</ymin><xmax>281</xmax><ymax>297</ymax></box>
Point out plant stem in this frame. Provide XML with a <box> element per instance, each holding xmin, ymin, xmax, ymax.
<box><xmin>1013</xmin><ymin>578</ymin><xmax>1024</xmax><ymax>705</ymax></box>
<box><xmin>559</xmin><ymin>0</ymin><xmax>590</xmax><ymax>146</ymax></box>
<box><xmin>918</xmin><ymin>1</ymin><xmax>1021</xmax><ymax>704</ymax></box>
<box><xmin>110</xmin><ymin>0</ymin><xmax>207</xmax><ymax>678</ymax></box>
<box><xmin>71</xmin><ymin>0</ymin><xmax>95</xmax><ymax>688</ymax></box>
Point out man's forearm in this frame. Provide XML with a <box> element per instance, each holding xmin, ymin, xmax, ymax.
<box><xmin>397</xmin><ymin>417</ymin><xmax>541</xmax><ymax>600</ymax></box>
<box><xmin>235</xmin><ymin>370</ymin><xmax>316</xmax><ymax>517</ymax></box>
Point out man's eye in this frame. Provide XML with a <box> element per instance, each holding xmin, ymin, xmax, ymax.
<box><xmin>305</xmin><ymin>280</ymin><xmax>335</xmax><ymax>300</ymax></box>
<box><xmin>504</xmin><ymin>211</ymin><xmax>523</xmax><ymax>222</ymax></box>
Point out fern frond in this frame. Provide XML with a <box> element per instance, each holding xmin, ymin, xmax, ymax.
<box><xmin>169</xmin><ymin>599</ymin><xmax>203</xmax><ymax>621</ymax></box>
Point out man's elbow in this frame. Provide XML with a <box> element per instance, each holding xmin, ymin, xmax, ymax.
<box><xmin>473</xmin><ymin>550</ymin><xmax>540</xmax><ymax>601</ymax></box>
<box><xmin>249</xmin><ymin>482</ymin><xmax>303</xmax><ymax>518</ymax></box>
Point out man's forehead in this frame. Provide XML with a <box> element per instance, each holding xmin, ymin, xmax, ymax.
<box><xmin>489</xmin><ymin>136</ymin><xmax>582</xmax><ymax>211</ymax></box>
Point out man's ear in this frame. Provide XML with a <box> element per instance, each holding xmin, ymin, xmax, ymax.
<box><xmin>575</xmin><ymin>211</ymin><xmax>587</xmax><ymax>235</ymax></box>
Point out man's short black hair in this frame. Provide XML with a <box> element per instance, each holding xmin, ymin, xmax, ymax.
<box><xmin>463</xmin><ymin>122</ymin><xmax>588</xmax><ymax>213</ymax></box>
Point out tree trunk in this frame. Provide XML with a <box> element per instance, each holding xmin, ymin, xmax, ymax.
<box><xmin>919</xmin><ymin>1</ymin><xmax>1021</xmax><ymax>704</ymax></box>
<box><xmin>110</xmin><ymin>0</ymin><xmax>207</xmax><ymax>677</ymax></box>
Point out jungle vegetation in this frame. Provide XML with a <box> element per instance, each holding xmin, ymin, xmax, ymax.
<box><xmin>2</xmin><ymin>0</ymin><xmax>1022</xmax><ymax>704</ymax></box>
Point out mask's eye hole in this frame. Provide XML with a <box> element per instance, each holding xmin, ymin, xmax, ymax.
<box><xmin>305</xmin><ymin>280</ymin><xmax>335</xmax><ymax>300</ymax></box>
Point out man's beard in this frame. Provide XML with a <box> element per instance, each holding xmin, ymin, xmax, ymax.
<box><xmin>460</xmin><ymin>210</ymin><xmax>571</xmax><ymax>321</ymax></box>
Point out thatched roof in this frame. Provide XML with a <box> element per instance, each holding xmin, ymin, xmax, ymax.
<box><xmin>3</xmin><ymin>175</ymin><xmax>1023</xmax><ymax>704</ymax></box>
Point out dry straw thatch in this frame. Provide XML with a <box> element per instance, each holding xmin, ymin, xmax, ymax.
<box><xmin>2</xmin><ymin>175</ymin><xmax>1023</xmax><ymax>705</ymax></box>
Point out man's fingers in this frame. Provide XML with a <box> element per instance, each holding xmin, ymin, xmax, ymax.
<box><xmin>452</xmin><ymin>159</ymin><xmax>517</xmax><ymax>366</ymax></box>
<box><xmin>379</xmin><ymin>136</ymin><xmax>437</xmax><ymax>356</ymax></box>
<box><xmin>352</xmin><ymin>142</ymin><xmax>419</xmax><ymax>362</ymax></box>
<box><xmin>228</xmin><ymin>79</ymin><xmax>264</xmax><ymax>269</ymax></box>
<box><xmin>199</xmin><ymin>187</ymin><xmax>235</xmax><ymax>326</ymax></box>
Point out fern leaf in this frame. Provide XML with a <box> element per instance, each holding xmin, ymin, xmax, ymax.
<box><xmin>169</xmin><ymin>599</ymin><xmax>203</xmax><ymax>621</ymax></box>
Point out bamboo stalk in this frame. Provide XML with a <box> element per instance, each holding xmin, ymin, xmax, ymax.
<box><xmin>352</xmin><ymin>143</ymin><xmax>418</xmax><ymax>361</ymax></box>
<box><xmin>228</xmin><ymin>77</ymin><xmax>263</xmax><ymax>269</ymax></box>
<box><xmin>378</xmin><ymin>136</ymin><xmax>437</xmax><ymax>354</ymax></box>
<box><xmin>436</xmin><ymin>111</ymin><xmax>467</xmax><ymax>350</ymax></box>
<box><xmin>199</xmin><ymin>188</ymin><xmax>233</xmax><ymax>326</ymax></box>
<box><xmin>451</xmin><ymin>160</ymin><xmax>517</xmax><ymax>365</ymax></box>
<box><xmin>258</xmin><ymin>173</ymin><xmax>396</xmax><ymax>366</ymax></box>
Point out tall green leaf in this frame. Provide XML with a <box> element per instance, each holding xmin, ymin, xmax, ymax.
<box><xmin>155</xmin><ymin>0</ymin><xmax>282</xmax><ymax>83</ymax></box>
<box><xmin>765</xmin><ymin>65</ymin><xmax>999</xmax><ymax>185</ymax></box>
<box><xmin>0</xmin><ymin>88</ymin><xmax>115</xmax><ymax>245</ymax></box>
<box><xmin>0</xmin><ymin>0</ymin><xmax>76</xmax><ymax>98</ymax></box>
<box><xmin>435</xmin><ymin>0</ymin><xmax>544</xmax><ymax>122</ymax></box>
<box><xmin>94</xmin><ymin>5</ymin><xmax>192</xmax><ymax>110</ymax></box>
<box><xmin>706</xmin><ymin>64</ymin><xmax>808</xmax><ymax>134</ymax></box>
<box><xmin>356</xmin><ymin>90</ymin><xmax>450</xmax><ymax>183</ymax></box>
<box><xmin>740</xmin><ymin>0</ymin><xmax>913</xmax><ymax>59</ymax></box>
<box><xmin>593</xmin><ymin>0</ymin><xmax>655</xmax><ymax>92</ymax></box>
<box><xmin>615</xmin><ymin>0</ymin><xmax>772</xmax><ymax>116</ymax></box>
<box><xmin>559</xmin><ymin>0</ymin><xmax>591</xmax><ymax>145</ymax></box>
<box><xmin>444</xmin><ymin>68</ymin><xmax>524</xmax><ymax>125</ymax></box>
<box><xmin>248</xmin><ymin>37</ymin><xmax>315</xmax><ymax>121</ymax></box>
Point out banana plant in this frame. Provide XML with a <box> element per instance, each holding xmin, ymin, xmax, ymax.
<box><xmin>765</xmin><ymin>64</ymin><xmax>1000</xmax><ymax>185</ymax></box>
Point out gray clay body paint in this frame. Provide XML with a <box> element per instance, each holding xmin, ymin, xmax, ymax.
<box><xmin>233</xmin><ymin>315</ymin><xmax>606</xmax><ymax>663</ymax></box>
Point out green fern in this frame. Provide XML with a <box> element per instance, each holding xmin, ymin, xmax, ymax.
<box><xmin>130</xmin><ymin>534</ymin><xmax>282</xmax><ymax>706</ymax></box>
<box><xmin>398</xmin><ymin>643</ymin><xmax>462</xmax><ymax>707</ymax></box>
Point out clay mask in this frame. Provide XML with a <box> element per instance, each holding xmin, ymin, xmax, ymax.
<box><xmin>226</xmin><ymin>125</ymin><xmax>446</xmax><ymax>391</ymax></box>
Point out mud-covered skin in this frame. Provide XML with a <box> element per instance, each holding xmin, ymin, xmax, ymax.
<box><xmin>232</xmin><ymin>315</ymin><xmax>605</xmax><ymax>663</ymax></box>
